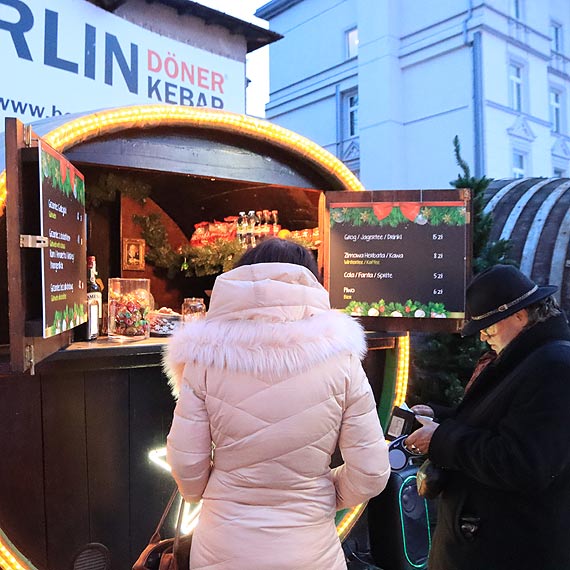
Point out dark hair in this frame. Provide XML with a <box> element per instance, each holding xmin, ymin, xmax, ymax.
<box><xmin>234</xmin><ymin>238</ymin><xmax>320</xmax><ymax>280</ymax></box>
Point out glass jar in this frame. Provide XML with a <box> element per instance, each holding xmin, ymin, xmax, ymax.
<box><xmin>107</xmin><ymin>278</ymin><xmax>151</xmax><ymax>341</ymax></box>
<box><xmin>181</xmin><ymin>297</ymin><xmax>206</xmax><ymax>323</ymax></box>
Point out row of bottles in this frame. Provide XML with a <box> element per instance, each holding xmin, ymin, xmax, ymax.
<box><xmin>236</xmin><ymin>210</ymin><xmax>281</xmax><ymax>248</ymax></box>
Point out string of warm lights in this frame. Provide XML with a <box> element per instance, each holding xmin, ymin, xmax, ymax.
<box><xmin>393</xmin><ymin>333</ymin><xmax>411</xmax><ymax>408</ymax></box>
<box><xmin>336</xmin><ymin>503</ymin><xmax>367</xmax><ymax>542</ymax></box>
<box><xmin>0</xmin><ymin>530</ymin><xmax>36</xmax><ymax>570</ymax></box>
<box><xmin>149</xmin><ymin>444</ymin><xmax>367</xmax><ymax>541</ymax></box>
<box><xmin>0</xmin><ymin>104</ymin><xmax>365</xmax><ymax>215</ymax></box>
<box><xmin>0</xmin><ymin>105</ymin><xmax>366</xmax><ymax>567</ymax></box>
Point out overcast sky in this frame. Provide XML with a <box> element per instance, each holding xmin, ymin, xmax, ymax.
<box><xmin>196</xmin><ymin>0</ymin><xmax>272</xmax><ymax>117</ymax></box>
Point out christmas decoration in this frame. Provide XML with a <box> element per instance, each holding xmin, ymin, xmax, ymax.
<box><xmin>330</xmin><ymin>204</ymin><xmax>466</xmax><ymax>228</ymax></box>
<box><xmin>133</xmin><ymin>211</ymin><xmax>319</xmax><ymax>279</ymax></box>
<box><xmin>344</xmin><ymin>299</ymin><xmax>449</xmax><ymax>318</ymax></box>
<box><xmin>41</xmin><ymin>148</ymin><xmax>85</xmax><ymax>205</ymax></box>
<box><xmin>86</xmin><ymin>172</ymin><xmax>151</xmax><ymax>209</ymax></box>
<box><xmin>133</xmin><ymin>213</ymin><xmax>244</xmax><ymax>278</ymax></box>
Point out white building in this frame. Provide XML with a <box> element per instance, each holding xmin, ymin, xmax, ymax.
<box><xmin>256</xmin><ymin>0</ymin><xmax>570</xmax><ymax>189</ymax></box>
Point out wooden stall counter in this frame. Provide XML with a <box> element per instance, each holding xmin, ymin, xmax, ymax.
<box><xmin>0</xmin><ymin>330</ymin><xmax>403</xmax><ymax>570</ymax></box>
<box><xmin>0</xmin><ymin>337</ymin><xmax>176</xmax><ymax>570</ymax></box>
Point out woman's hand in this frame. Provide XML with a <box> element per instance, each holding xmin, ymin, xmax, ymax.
<box><xmin>404</xmin><ymin>417</ymin><xmax>439</xmax><ymax>455</ymax></box>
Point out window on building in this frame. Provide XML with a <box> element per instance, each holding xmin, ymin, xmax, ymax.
<box><xmin>343</xmin><ymin>90</ymin><xmax>359</xmax><ymax>139</ymax></box>
<box><xmin>554</xmin><ymin>167</ymin><xmax>565</xmax><ymax>177</ymax></box>
<box><xmin>550</xmin><ymin>22</ymin><xmax>563</xmax><ymax>53</ymax></box>
<box><xmin>512</xmin><ymin>151</ymin><xmax>526</xmax><ymax>178</ymax></box>
<box><xmin>346</xmin><ymin>28</ymin><xmax>358</xmax><ymax>59</ymax></box>
<box><xmin>509</xmin><ymin>63</ymin><xmax>523</xmax><ymax>112</ymax></box>
<box><xmin>550</xmin><ymin>89</ymin><xmax>562</xmax><ymax>133</ymax></box>
<box><xmin>510</xmin><ymin>0</ymin><xmax>523</xmax><ymax>20</ymax></box>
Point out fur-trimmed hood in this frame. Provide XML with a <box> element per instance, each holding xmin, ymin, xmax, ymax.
<box><xmin>164</xmin><ymin>263</ymin><xmax>366</xmax><ymax>396</ymax></box>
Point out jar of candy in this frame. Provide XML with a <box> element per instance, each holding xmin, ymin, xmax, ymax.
<box><xmin>107</xmin><ymin>278</ymin><xmax>151</xmax><ymax>341</ymax></box>
<box><xmin>181</xmin><ymin>297</ymin><xmax>206</xmax><ymax>323</ymax></box>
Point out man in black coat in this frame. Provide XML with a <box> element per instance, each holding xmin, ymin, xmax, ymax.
<box><xmin>406</xmin><ymin>265</ymin><xmax>570</xmax><ymax>570</ymax></box>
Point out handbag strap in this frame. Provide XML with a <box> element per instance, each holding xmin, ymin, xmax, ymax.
<box><xmin>172</xmin><ymin>493</ymin><xmax>185</xmax><ymax>555</ymax></box>
<box><xmin>149</xmin><ymin>486</ymin><xmax>179</xmax><ymax>544</ymax></box>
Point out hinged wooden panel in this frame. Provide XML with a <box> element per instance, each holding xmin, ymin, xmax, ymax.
<box><xmin>5</xmin><ymin>118</ymin><xmax>72</xmax><ymax>373</ymax></box>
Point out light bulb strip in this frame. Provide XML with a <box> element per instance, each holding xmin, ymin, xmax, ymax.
<box><xmin>393</xmin><ymin>333</ymin><xmax>410</xmax><ymax>408</ymax></box>
<box><xmin>0</xmin><ymin>106</ymin><xmax>366</xmax><ymax>565</ymax></box>
<box><xmin>0</xmin><ymin>530</ymin><xmax>36</xmax><ymax>570</ymax></box>
<box><xmin>336</xmin><ymin>503</ymin><xmax>366</xmax><ymax>541</ymax></box>
<box><xmin>0</xmin><ymin>104</ymin><xmax>363</xmax><ymax>215</ymax></box>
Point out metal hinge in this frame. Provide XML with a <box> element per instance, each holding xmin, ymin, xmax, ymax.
<box><xmin>20</xmin><ymin>234</ymin><xmax>48</xmax><ymax>248</ymax></box>
<box><xmin>24</xmin><ymin>344</ymin><xmax>35</xmax><ymax>376</ymax></box>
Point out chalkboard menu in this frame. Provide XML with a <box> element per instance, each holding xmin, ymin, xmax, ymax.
<box><xmin>325</xmin><ymin>190</ymin><xmax>471</xmax><ymax>331</ymax></box>
<box><xmin>38</xmin><ymin>142</ymin><xmax>87</xmax><ymax>338</ymax></box>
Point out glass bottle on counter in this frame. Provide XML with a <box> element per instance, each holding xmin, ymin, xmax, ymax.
<box><xmin>236</xmin><ymin>211</ymin><xmax>247</xmax><ymax>247</ymax></box>
<box><xmin>246</xmin><ymin>210</ymin><xmax>258</xmax><ymax>248</ymax></box>
<box><xmin>181</xmin><ymin>297</ymin><xmax>206</xmax><ymax>323</ymax></box>
<box><xmin>87</xmin><ymin>255</ymin><xmax>102</xmax><ymax>339</ymax></box>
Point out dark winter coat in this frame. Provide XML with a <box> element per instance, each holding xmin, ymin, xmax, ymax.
<box><xmin>428</xmin><ymin>313</ymin><xmax>570</xmax><ymax>570</ymax></box>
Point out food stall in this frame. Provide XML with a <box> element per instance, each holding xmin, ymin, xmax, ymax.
<box><xmin>0</xmin><ymin>104</ymin><xmax>439</xmax><ymax>570</ymax></box>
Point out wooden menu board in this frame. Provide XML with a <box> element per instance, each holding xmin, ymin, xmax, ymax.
<box><xmin>324</xmin><ymin>189</ymin><xmax>471</xmax><ymax>332</ymax></box>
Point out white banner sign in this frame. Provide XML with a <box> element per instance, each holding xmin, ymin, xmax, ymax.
<box><xmin>0</xmin><ymin>0</ymin><xmax>246</xmax><ymax>127</ymax></box>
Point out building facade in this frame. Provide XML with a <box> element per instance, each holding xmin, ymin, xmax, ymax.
<box><xmin>256</xmin><ymin>0</ymin><xmax>570</xmax><ymax>189</ymax></box>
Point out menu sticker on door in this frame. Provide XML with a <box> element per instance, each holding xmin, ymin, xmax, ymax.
<box><xmin>327</xmin><ymin>190</ymin><xmax>469</xmax><ymax>323</ymax></box>
<box><xmin>39</xmin><ymin>142</ymin><xmax>87</xmax><ymax>338</ymax></box>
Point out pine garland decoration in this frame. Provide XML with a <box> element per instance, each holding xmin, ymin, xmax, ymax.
<box><xmin>344</xmin><ymin>299</ymin><xmax>449</xmax><ymax>318</ymax></box>
<box><xmin>330</xmin><ymin>205</ymin><xmax>465</xmax><ymax>227</ymax></box>
<box><xmin>132</xmin><ymin>214</ymin><xmax>180</xmax><ymax>276</ymax></box>
<box><xmin>132</xmin><ymin>213</ymin><xmax>244</xmax><ymax>278</ymax></box>
<box><xmin>87</xmin><ymin>172</ymin><xmax>151</xmax><ymax>209</ymax></box>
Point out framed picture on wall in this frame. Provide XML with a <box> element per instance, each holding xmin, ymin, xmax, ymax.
<box><xmin>122</xmin><ymin>238</ymin><xmax>145</xmax><ymax>271</ymax></box>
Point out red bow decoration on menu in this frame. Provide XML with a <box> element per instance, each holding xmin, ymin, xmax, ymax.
<box><xmin>372</xmin><ymin>203</ymin><xmax>421</xmax><ymax>222</ymax></box>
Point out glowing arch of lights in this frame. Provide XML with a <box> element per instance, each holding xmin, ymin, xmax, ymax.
<box><xmin>0</xmin><ymin>104</ymin><xmax>364</xmax><ymax>216</ymax></box>
<box><xmin>0</xmin><ymin>105</ymin><xmax>410</xmax><ymax>568</ymax></box>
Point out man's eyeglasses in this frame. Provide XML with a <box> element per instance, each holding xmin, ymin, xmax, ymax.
<box><xmin>480</xmin><ymin>323</ymin><xmax>498</xmax><ymax>337</ymax></box>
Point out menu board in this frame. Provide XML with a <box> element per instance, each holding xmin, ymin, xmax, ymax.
<box><xmin>38</xmin><ymin>142</ymin><xmax>87</xmax><ymax>338</ymax></box>
<box><xmin>326</xmin><ymin>190</ymin><xmax>470</xmax><ymax>329</ymax></box>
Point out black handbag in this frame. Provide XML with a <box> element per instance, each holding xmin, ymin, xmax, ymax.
<box><xmin>416</xmin><ymin>459</ymin><xmax>448</xmax><ymax>499</ymax></box>
<box><xmin>133</xmin><ymin>487</ymin><xmax>192</xmax><ymax>570</ymax></box>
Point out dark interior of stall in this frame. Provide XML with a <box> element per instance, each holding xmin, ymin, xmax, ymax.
<box><xmin>81</xmin><ymin>164</ymin><xmax>322</xmax><ymax>312</ymax></box>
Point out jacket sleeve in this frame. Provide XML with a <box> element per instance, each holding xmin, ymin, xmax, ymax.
<box><xmin>166</xmin><ymin>365</ymin><xmax>212</xmax><ymax>503</ymax></box>
<box><xmin>429</xmin><ymin>403</ymin><xmax>455</xmax><ymax>422</ymax></box>
<box><xmin>332</xmin><ymin>356</ymin><xmax>390</xmax><ymax>510</ymax></box>
<box><xmin>429</xmin><ymin>345</ymin><xmax>570</xmax><ymax>494</ymax></box>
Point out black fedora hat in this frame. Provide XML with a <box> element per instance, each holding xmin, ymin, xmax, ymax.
<box><xmin>461</xmin><ymin>265</ymin><xmax>557</xmax><ymax>337</ymax></box>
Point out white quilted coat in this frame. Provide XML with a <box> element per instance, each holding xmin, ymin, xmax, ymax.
<box><xmin>164</xmin><ymin>263</ymin><xmax>390</xmax><ymax>570</ymax></box>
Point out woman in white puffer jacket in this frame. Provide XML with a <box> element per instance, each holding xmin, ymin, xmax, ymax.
<box><xmin>164</xmin><ymin>238</ymin><xmax>390</xmax><ymax>570</ymax></box>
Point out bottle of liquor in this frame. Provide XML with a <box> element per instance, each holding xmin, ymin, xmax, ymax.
<box><xmin>87</xmin><ymin>255</ymin><xmax>102</xmax><ymax>339</ymax></box>
<box><xmin>246</xmin><ymin>210</ymin><xmax>258</xmax><ymax>248</ymax></box>
<box><xmin>236</xmin><ymin>211</ymin><xmax>247</xmax><ymax>247</ymax></box>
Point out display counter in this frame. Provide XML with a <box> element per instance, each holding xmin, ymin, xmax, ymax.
<box><xmin>0</xmin><ymin>337</ymin><xmax>173</xmax><ymax>570</ymax></box>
